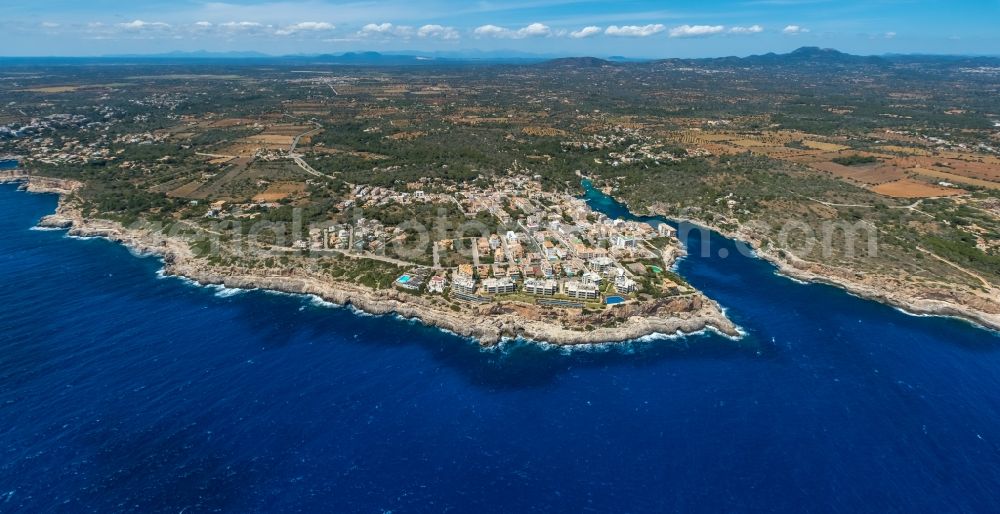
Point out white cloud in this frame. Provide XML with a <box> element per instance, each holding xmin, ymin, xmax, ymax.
<box><xmin>40</xmin><ymin>22</ymin><xmax>61</xmax><ymax>29</ymax></box>
<box><xmin>519</xmin><ymin>22</ymin><xmax>551</xmax><ymax>37</ymax></box>
<box><xmin>474</xmin><ymin>23</ymin><xmax>551</xmax><ymax>39</ymax></box>
<box><xmin>276</xmin><ymin>21</ymin><xmax>335</xmax><ymax>35</ymax></box>
<box><xmin>417</xmin><ymin>24</ymin><xmax>460</xmax><ymax>40</ymax></box>
<box><xmin>729</xmin><ymin>25</ymin><xmax>764</xmax><ymax>34</ymax></box>
<box><xmin>669</xmin><ymin>25</ymin><xmax>725</xmax><ymax>38</ymax></box>
<box><xmin>473</xmin><ymin>24</ymin><xmax>507</xmax><ymax>37</ymax></box>
<box><xmin>569</xmin><ymin>26</ymin><xmax>602</xmax><ymax>39</ymax></box>
<box><xmin>358</xmin><ymin>22</ymin><xmax>415</xmax><ymax>38</ymax></box>
<box><xmin>220</xmin><ymin>21</ymin><xmax>264</xmax><ymax>31</ymax></box>
<box><xmin>884</xmin><ymin>31</ymin><xmax>897</xmax><ymax>39</ymax></box>
<box><xmin>118</xmin><ymin>20</ymin><xmax>172</xmax><ymax>31</ymax></box>
<box><xmin>604</xmin><ymin>24</ymin><xmax>665</xmax><ymax>37</ymax></box>
<box><xmin>782</xmin><ymin>25</ymin><xmax>809</xmax><ymax>34</ymax></box>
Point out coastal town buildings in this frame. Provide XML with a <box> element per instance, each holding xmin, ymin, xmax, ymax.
<box><xmin>482</xmin><ymin>277</ymin><xmax>516</xmax><ymax>295</ymax></box>
<box><xmin>565</xmin><ymin>281</ymin><xmax>600</xmax><ymax>301</ymax></box>
<box><xmin>451</xmin><ymin>273</ymin><xmax>477</xmax><ymax>295</ymax></box>
<box><xmin>524</xmin><ymin>278</ymin><xmax>558</xmax><ymax>296</ymax></box>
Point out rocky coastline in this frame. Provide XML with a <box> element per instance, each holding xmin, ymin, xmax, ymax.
<box><xmin>3</xmin><ymin>171</ymin><xmax>742</xmax><ymax>346</ymax></box>
<box><xmin>642</xmin><ymin>203</ymin><xmax>1000</xmax><ymax>333</ymax></box>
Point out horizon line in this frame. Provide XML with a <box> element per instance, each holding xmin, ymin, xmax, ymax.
<box><xmin>2</xmin><ymin>47</ymin><xmax>1000</xmax><ymax>61</ymax></box>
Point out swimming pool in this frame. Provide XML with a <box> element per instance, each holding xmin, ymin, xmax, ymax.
<box><xmin>396</xmin><ymin>275</ymin><xmax>412</xmax><ymax>283</ymax></box>
<box><xmin>605</xmin><ymin>296</ymin><xmax>625</xmax><ymax>305</ymax></box>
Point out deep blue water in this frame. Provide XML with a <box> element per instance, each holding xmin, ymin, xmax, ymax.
<box><xmin>2</xmin><ymin>182</ymin><xmax>999</xmax><ymax>513</ymax></box>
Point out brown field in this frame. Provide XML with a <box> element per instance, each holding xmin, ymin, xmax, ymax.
<box><xmin>730</xmin><ymin>139</ymin><xmax>770</xmax><ymax>148</ymax></box>
<box><xmin>244</xmin><ymin>134</ymin><xmax>295</xmax><ymax>146</ymax></box>
<box><xmin>912</xmin><ymin>167</ymin><xmax>1000</xmax><ymax>190</ymax></box>
<box><xmin>871</xmin><ymin>179</ymin><xmax>963</xmax><ymax>198</ymax></box>
<box><xmin>208</xmin><ymin>156</ymin><xmax>236</xmax><ymax>166</ymax></box>
<box><xmin>809</xmin><ymin>162</ymin><xmax>906</xmax><ymax>184</ymax></box>
<box><xmin>261</xmin><ymin>125</ymin><xmax>313</xmax><ymax>136</ymax></box>
<box><xmin>21</xmin><ymin>86</ymin><xmax>80</xmax><ymax>93</ymax></box>
<box><xmin>168</xmin><ymin>180</ymin><xmax>207</xmax><ymax>198</ymax></box>
<box><xmin>802</xmin><ymin>140</ymin><xmax>850</xmax><ymax>152</ymax></box>
<box><xmin>207</xmin><ymin>118</ymin><xmax>256</xmax><ymax>128</ymax></box>
<box><xmin>878</xmin><ymin>145</ymin><xmax>932</xmax><ymax>156</ymax></box>
<box><xmin>218</xmin><ymin>143</ymin><xmax>270</xmax><ymax>157</ymax></box>
<box><xmin>890</xmin><ymin>156</ymin><xmax>1000</xmax><ymax>183</ymax></box>
<box><xmin>253</xmin><ymin>182</ymin><xmax>307</xmax><ymax>202</ymax></box>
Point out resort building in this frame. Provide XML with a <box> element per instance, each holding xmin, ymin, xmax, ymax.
<box><xmin>658</xmin><ymin>224</ymin><xmax>676</xmax><ymax>238</ymax></box>
<box><xmin>482</xmin><ymin>277</ymin><xmax>516</xmax><ymax>295</ymax></box>
<box><xmin>452</xmin><ymin>273</ymin><xmax>477</xmax><ymax>295</ymax></box>
<box><xmin>427</xmin><ymin>276</ymin><xmax>447</xmax><ymax>294</ymax></box>
<box><xmin>565</xmin><ymin>281</ymin><xmax>600</xmax><ymax>301</ymax></box>
<box><xmin>589</xmin><ymin>256</ymin><xmax>615</xmax><ymax>273</ymax></box>
<box><xmin>524</xmin><ymin>278</ymin><xmax>558</xmax><ymax>296</ymax></box>
<box><xmin>612</xmin><ymin>235</ymin><xmax>638</xmax><ymax>249</ymax></box>
<box><xmin>614</xmin><ymin>276</ymin><xmax>638</xmax><ymax>294</ymax></box>
<box><xmin>581</xmin><ymin>271</ymin><xmax>603</xmax><ymax>286</ymax></box>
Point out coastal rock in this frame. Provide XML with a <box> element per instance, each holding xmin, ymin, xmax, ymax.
<box><xmin>13</xmin><ymin>176</ymin><xmax>747</xmax><ymax>346</ymax></box>
<box><xmin>647</xmin><ymin>204</ymin><xmax>1000</xmax><ymax>333</ymax></box>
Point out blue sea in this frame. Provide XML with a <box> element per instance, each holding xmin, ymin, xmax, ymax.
<box><xmin>2</xmin><ymin>182</ymin><xmax>999</xmax><ymax>513</ymax></box>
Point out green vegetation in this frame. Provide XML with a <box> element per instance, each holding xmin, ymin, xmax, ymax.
<box><xmin>832</xmin><ymin>155</ymin><xmax>878</xmax><ymax>166</ymax></box>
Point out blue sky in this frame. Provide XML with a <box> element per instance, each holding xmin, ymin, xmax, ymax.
<box><xmin>4</xmin><ymin>0</ymin><xmax>999</xmax><ymax>57</ymax></box>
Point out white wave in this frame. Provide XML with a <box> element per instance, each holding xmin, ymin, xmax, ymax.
<box><xmin>346</xmin><ymin>304</ymin><xmax>377</xmax><ymax>318</ymax></box>
<box><xmin>29</xmin><ymin>226</ymin><xmax>64</xmax><ymax>232</ymax></box>
<box><xmin>775</xmin><ymin>270</ymin><xmax>811</xmax><ymax>285</ymax></box>
<box><xmin>64</xmin><ymin>234</ymin><xmax>98</xmax><ymax>241</ymax></box>
<box><xmin>207</xmin><ymin>284</ymin><xmax>250</xmax><ymax>298</ymax></box>
<box><xmin>127</xmin><ymin>247</ymin><xmax>156</xmax><ymax>259</ymax></box>
<box><xmin>261</xmin><ymin>289</ymin><xmax>303</xmax><ymax>299</ymax></box>
<box><xmin>306</xmin><ymin>294</ymin><xmax>342</xmax><ymax>309</ymax></box>
<box><xmin>669</xmin><ymin>253</ymin><xmax>686</xmax><ymax>272</ymax></box>
<box><xmin>715</xmin><ymin>305</ymin><xmax>749</xmax><ymax>340</ymax></box>
<box><xmin>154</xmin><ymin>267</ymin><xmax>251</xmax><ymax>298</ymax></box>
<box><xmin>706</xmin><ymin>324</ymin><xmax>746</xmax><ymax>341</ymax></box>
<box><xmin>494</xmin><ymin>330</ymin><xmax>701</xmax><ymax>355</ymax></box>
<box><xmin>892</xmin><ymin>306</ymin><xmax>1000</xmax><ymax>335</ymax></box>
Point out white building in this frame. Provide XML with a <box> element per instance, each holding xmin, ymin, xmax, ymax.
<box><xmin>524</xmin><ymin>278</ymin><xmax>558</xmax><ymax>296</ymax></box>
<box><xmin>452</xmin><ymin>273</ymin><xmax>477</xmax><ymax>295</ymax></box>
<box><xmin>482</xmin><ymin>277</ymin><xmax>516</xmax><ymax>295</ymax></box>
<box><xmin>614</xmin><ymin>276</ymin><xmax>638</xmax><ymax>294</ymax></box>
<box><xmin>581</xmin><ymin>271</ymin><xmax>603</xmax><ymax>285</ymax></box>
<box><xmin>428</xmin><ymin>276</ymin><xmax>447</xmax><ymax>294</ymax></box>
<box><xmin>612</xmin><ymin>235</ymin><xmax>638</xmax><ymax>249</ymax></box>
<box><xmin>589</xmin><ymin>256</ymin><xmax>615</xmax><ymax>273</ymax></box>
<box><xmin>565</xmin><ymin>281</ymin><xmax>600</xmax><ymax>301</ymax></box>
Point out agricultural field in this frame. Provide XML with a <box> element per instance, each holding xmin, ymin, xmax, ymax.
<box><xmin>1</xmin><ymin>49</ymin><xmax>997</xmax><ymax>298</ymax></box>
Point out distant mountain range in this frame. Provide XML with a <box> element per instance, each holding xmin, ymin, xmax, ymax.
<box><xmin>535</xmin><ymin>47</ymin><xmax>1000</xmax><ymax>69</ymax></box>
<box><xmin>3</xmin><ymin>47</ymin><xmax>998</xmax><ymax>67</ymax></box>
